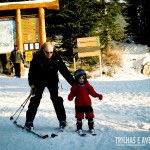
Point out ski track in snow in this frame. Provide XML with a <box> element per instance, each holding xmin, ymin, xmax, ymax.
<box><xmin>0</xmin><ymin>75</ymin><xmax>150</xmax><ymax>150</ymax></box>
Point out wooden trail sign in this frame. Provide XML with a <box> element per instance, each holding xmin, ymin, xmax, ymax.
<box><xmin>74</xmin><ymin>36</ymin><xmax>100</xmax><ymax>55</ymax></box>
<box><xmin>73</xmin><ymin>36</ymin><xmax>102</xmax><ymax>76</ymax></box>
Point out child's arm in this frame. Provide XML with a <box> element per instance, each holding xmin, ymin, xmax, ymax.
<box><xmin>68</xmin><ymin>84</ymin><xmax>77</xmax><ymax>101</ymax></box>
<box><xmin>88</xmin><ymin>83</ymin><xmax>103</xmax><ymax>100</ymax></box>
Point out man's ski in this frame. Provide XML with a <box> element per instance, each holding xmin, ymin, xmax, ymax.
<box><xmin>14</xmin><ymin>123</ymin><xmax>48</xmax><ymax>139</ymax></box>
<box><xmin>51</xmin><ymin>127</ymin><xmax>64</xmax><ymax>138</ymax></box>
<box><xmin>77</xmin><ymin>130</ymin><xmax>86</xmax><ymax>137</ymax></box>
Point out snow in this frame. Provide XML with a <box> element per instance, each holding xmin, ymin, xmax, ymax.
<box><xmin>0</xmin><ymin>44</ymin><xmax>150</xmax><ymax>150</ymax></box>
<box><xmin>0</xmin><ymin>0</ymin><xmax>55</xmax><ymax>5</ymax></box>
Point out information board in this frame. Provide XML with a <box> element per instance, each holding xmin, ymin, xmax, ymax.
<box><xmin>21</xmin><ymin>16</ymin><xmax>40</xmax><ymax>51</ymax></box>
<box><xmin>25</xmin><ymin>51</ymin><xmax>33</xmax><ymax>61</ymax></box>
<box><xmin>22</xmin><ymin>17</ymin><xmax>39</xmax><ymax>43</ymax></box>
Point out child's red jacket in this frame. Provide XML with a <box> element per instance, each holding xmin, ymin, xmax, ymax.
<box><xmin>68</xmin><ymin>80</ymin><xmax>99</xmax><ymax>106</ymax></box>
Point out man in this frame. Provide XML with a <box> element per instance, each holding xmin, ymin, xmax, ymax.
<box><xmin>10</xmin><ymin>45</ymin><xmax>24</xmax><ymax>77</ymax></box>
<box><xmin>25</xmin><ymin>42</ymin><xmax>74</xmax><ymax>130</ymax></box>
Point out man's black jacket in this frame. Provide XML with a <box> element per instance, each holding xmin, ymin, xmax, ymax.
<box><xmin>28</xmin><ymin>50</ymin><xmax>74</xmax><ymax>86</ymax></box>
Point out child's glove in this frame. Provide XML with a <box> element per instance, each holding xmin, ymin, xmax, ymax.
<box><xmin>97</xmin><ymin>94</ymin><xmax>103</xmax><ymax>100</ymax></box>
<box><xmin>68</xmin><ymin>94</ymin><xmax>74</xmax><ymax>101</ymax></box>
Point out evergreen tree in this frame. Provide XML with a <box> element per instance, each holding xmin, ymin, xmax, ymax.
<box><xmin>124</xmin><ymin>0</ymin><xmax>150</xmax><ymax>46</ymax></box>
<box><xmin>45</xmin><ymin>0</ymin><xmax>100</xmax><ymax>53</ymax></box>
<box><xmin>97</xmin><ymin>0</ymin><xmax>122</xmax><ymax>51</ymax></box>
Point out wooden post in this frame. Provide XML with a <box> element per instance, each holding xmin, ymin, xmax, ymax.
<box><xmin>16</xmin><ymin>9</ymin><xmax>23</xmax><ymax>52</ymax></box>
<box><xmin>16</xmin><ymin>9</ymin><xmax>24</xmax><ymax>76</ymax></box>
<box><xmin>73</xmin><ymin>57</ymin><xmax>76</xmax><ymax>71</ymax></box>
<box><xmin>99</xmin><ymin>51</ymin><xmax>102</xmax><ymax>77</ymax></box>
<box><xmin>39</xmin><ymin>8</ymin><xmax>46</xmax><ymax>47</ymax></box>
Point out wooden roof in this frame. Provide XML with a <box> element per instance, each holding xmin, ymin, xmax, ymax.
<box><xmin>0</xmin><ymin>0</ymin><xmax>59</xmax><ymax>10</ymax></box>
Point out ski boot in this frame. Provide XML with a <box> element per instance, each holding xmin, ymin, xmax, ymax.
<box><xmin>25</xmin><ymin>121</ymin><xmax>34</xmax><ymax>130</ymax></box>
<box><xmin>59</xmin><ymin>120</ymin><xmax>67</xmax><ymax>129</ymax></box>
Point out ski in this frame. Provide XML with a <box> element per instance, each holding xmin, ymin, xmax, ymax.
<box><xmin>77</xmin><ymin>130</ymin><xmax>86</xmax><ymax>137</ymax></box>
<box><xmin>14</xmin><ymin>123</ymin><xmax>49</xmax><ymax>139</ymax></box>
<box><xmin>89</xmin><ymin>129</ymin><xmax>96</xmax><ymax>136</ymax></box>
<box><xmin>51</xmin><ymin>127</ymin><xmax>64</xmax><ymax>138</ymax></box>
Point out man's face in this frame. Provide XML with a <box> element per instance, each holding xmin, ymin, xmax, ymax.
<box><xmin>14</xmin><ymin>46</ymin><xmax>18</xmax><ymax>50</ymax></box>
<box><xmin>43</xmin><ymin>44</ymin><xmax>54</xmax><ymax>59</ymax></box>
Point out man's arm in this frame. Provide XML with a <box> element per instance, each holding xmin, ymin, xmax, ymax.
<box><xmin>56</xmin><ymin>52</ymin><xmax>75</xmax><ymax>86</ymax></box>
<box><xmin>20</xmin><ymin>51</ymin><xmax>24</xmax><ymax>63</ymax></box>
<box><xmin>28</xmin><ymin>54</ymin><xmax>37</xmax><ymax>86</ymax></box>
<box><xmin>10</xmin><ymin>51</ymin><xmax>13</xmax><ymax>62</ymax></box>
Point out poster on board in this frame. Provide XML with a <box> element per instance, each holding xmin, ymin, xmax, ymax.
<box><xmin>0</xmin><ymin>20</ymin><xmax>16</xmax><ymax>53</ymax></box>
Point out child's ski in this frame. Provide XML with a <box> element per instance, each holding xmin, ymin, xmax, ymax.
<box><xmin>89</xmin><ymin>129</ymin><xmax>96</xmax><ymax>136</ymax></box>
<box><xmin>77</xmin><ymin>130</ymin><xmax>86</xmax><ymax>136</ymax></box>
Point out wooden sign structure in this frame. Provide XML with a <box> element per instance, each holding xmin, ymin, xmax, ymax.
<box><xmin>0</xmin><ymin>0</ymin><xmax>59</xmax><ymax>76</ymax></box>
<box><xmin>0</xmin><ymin>0</ymin><xmax>59</xmax><ymax>51</ymax></box>
<box><xmin>73</xmin><ymin>36</ymin><xmax>102</xmax><ymax>76</ymax></box>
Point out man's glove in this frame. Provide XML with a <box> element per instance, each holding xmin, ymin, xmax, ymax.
<box><xmin>97</xmin><ymin>94</ymin><xmax>103</xmax><ymax>100</ymax></box>
<box><xmin>30</xmin><ymin>88</ymin><xmax>36</xmax><ymax>95</ymax></box>
<box><xmin>30</xmin><ymin>85</ymin><xmax>36</xmax><ymax>96</ymax></box>
<box><xmin>68</xmin><ymin>94</ymin><xmax>74</xmax><ymax>101</ymax></box>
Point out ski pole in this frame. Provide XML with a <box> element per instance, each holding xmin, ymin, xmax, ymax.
<box><xmin>10</xmin><ymin>93</ymin><xmax>32</xmax><ymax>122</ymax></box>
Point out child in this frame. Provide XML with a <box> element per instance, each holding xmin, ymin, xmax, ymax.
<box><xmin>68</xmin><ymin>69</ymin><xmax>103</xmax><ymax>134</ymax></box>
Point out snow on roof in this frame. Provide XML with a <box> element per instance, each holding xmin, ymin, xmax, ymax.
<box><xmin>0</xmin><ymin>0</ymin><xmax>56</xmax><ymax>6</ymax></box>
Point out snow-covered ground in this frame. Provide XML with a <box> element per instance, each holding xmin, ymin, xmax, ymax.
<box><xmin>0</xmin><ymin>44</ymin><xmax>150</xmax><ymax>150</ymax></box>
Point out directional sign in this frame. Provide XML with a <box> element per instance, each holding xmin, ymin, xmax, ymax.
<box><xmin>73</xmin><ymin>36</ymin><xmax>100</xmax><ymax>54</ymax></box>
<box><xmin>78</xmin><ymin>50</ymin><xmax>100</xmax><ymax>58</ymax></box>
<box><xmin>77</xmin><ymin>36</ymin><xmax>100</xmax><ymax>47</ymax></box>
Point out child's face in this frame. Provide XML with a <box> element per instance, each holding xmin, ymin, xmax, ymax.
<box><xmin>78</xmin><ymin>75</ymin><xmax>85</xmax><ymax>84</ymax></box>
